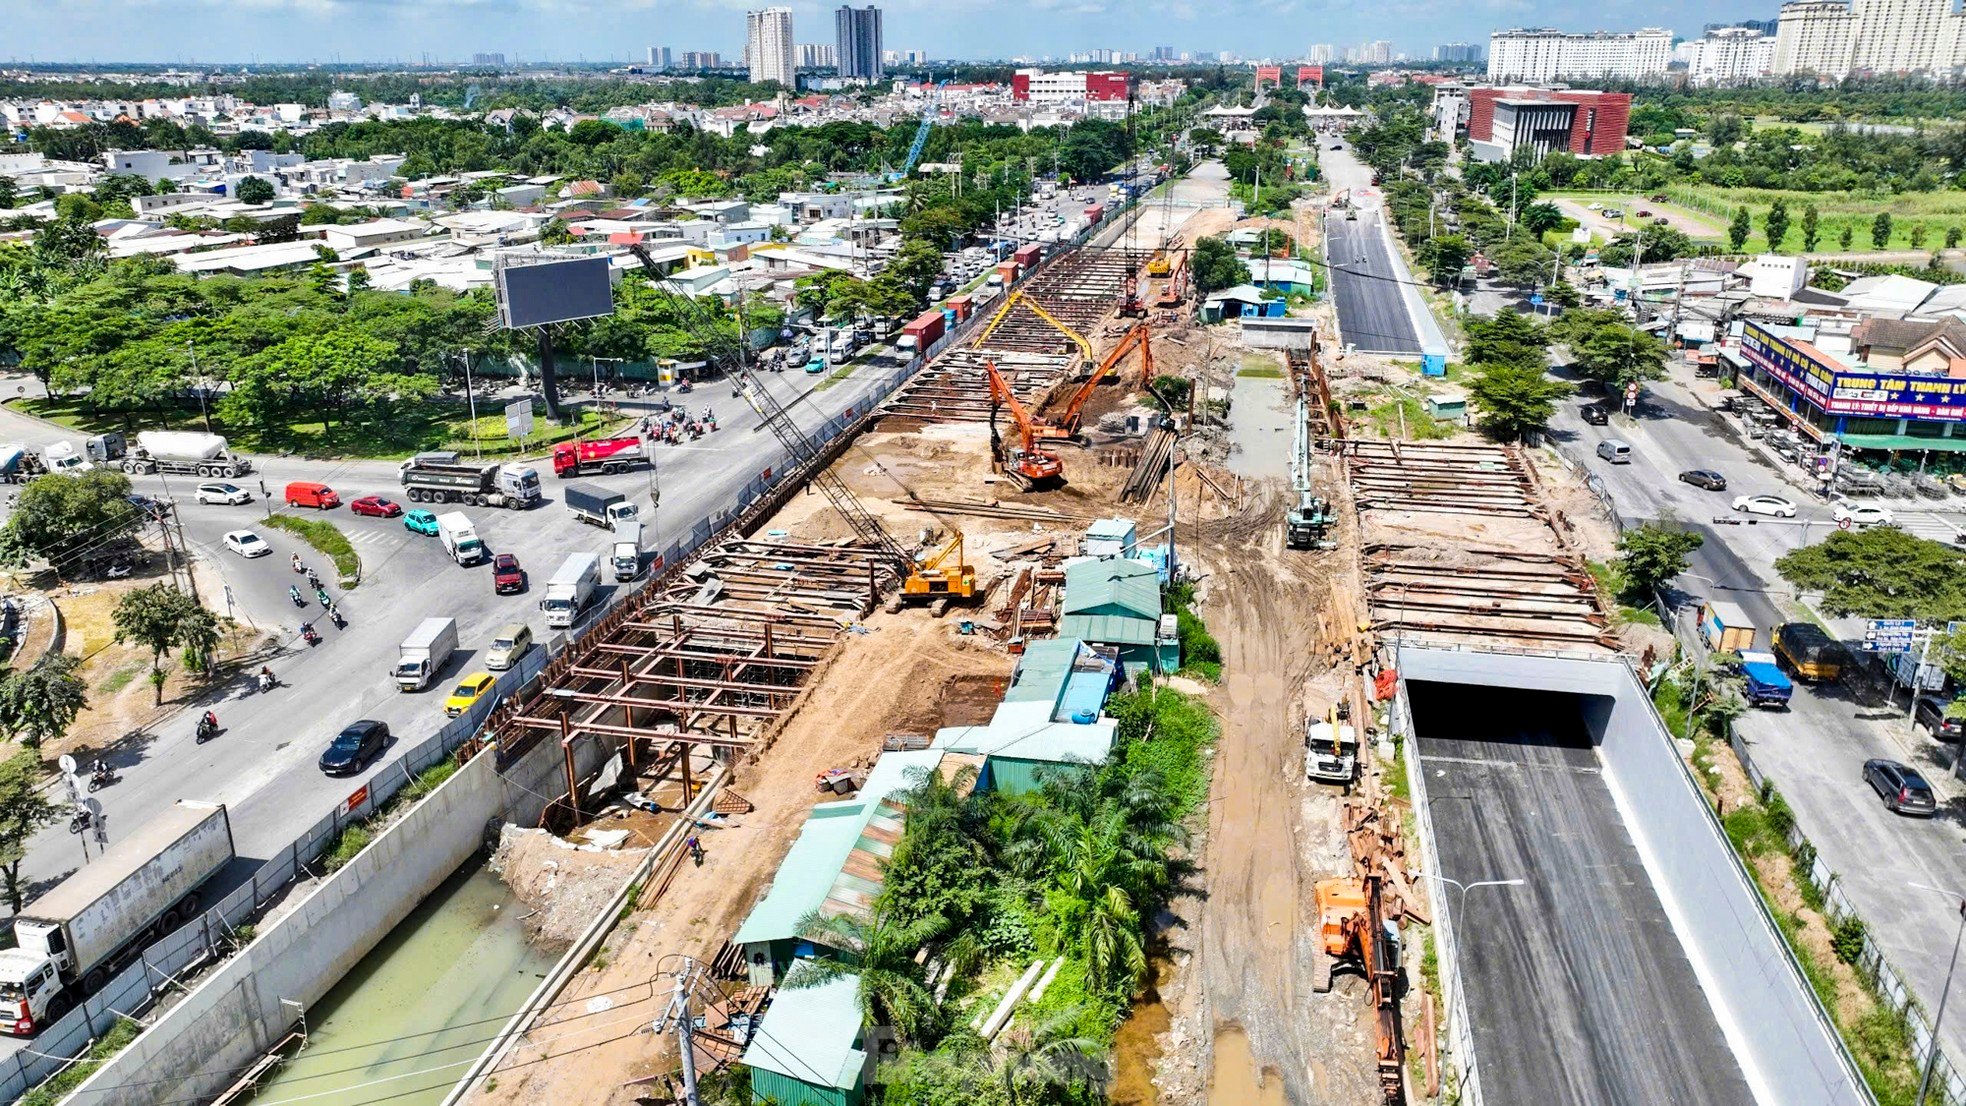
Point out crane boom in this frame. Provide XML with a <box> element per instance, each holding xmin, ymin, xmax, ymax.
<box><xmin>971</xmin><ymin>291</ymin><xmax>1093</xmax><ymax>369</ymax></box>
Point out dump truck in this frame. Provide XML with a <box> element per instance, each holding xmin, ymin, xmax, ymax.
<box><xmin>1775</xmin><ymin>622</ymin><xmax>1844</xmax><ymax>682</ymax></box>
<box><xmin>609</xmin><ymin>521</ymin><xmax>643</xmax><ymax>582</ymax></box>
<box><xmin>564</xmin><ymin>483</ymin><xmax>639</xmax><ymax>530</ymax></box>
<box><xmin>436</xmin><ymin>511</ymin><xmax>486</xmax><ymax>566</ymax></box>
<box><xmin>120</xmin><ymin>431</ymin><xmax>251</xmax><ymax>478</ymax></box>
<box><xmin>551</xmin><ymin>436</ymin><xmax>645</xmax><ymax>478</ymax></box>
<box><xmin>1739</xmin><ymin>650</ymin><xmax>1794</xmax><ymax>709</ymax></box>
<box><xmin>541</xmin><ymin>553</ymin><xmax>599</xmax><ymax>630</ymax></box>
<box><xmin>1701</xmin><ymin>601</ymin><xmax>1756</xmax><ymax>653</ymax></box>
<box><xmin>394</xmin><ymin>616</ymin><xmax>458</xmax><ymax>691</ymax></box>
<box><xmin>0</xmin><ymin>801</ymin><xmax>232</xmax><ymax>1035</ymax></box>
<box><xmin>398</xmin><ymin>454</ymin><xmax>540</xmax><ymax>510</ymax></box>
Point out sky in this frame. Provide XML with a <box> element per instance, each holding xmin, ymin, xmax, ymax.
<box><xmin>1</xmin><ymin>0</ymin><xmax>1779</xmax><ymax>66</ymax></box>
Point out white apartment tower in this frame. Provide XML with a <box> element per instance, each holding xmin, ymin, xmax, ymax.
<box><xmin>1487</xmin><ymin>27</ymin><xmax>1673</xmax><ymax>81</ymax></box>
<box><xmin>1681</xmin><ymin>27</ymin><xmax>1777</xmax><ymax>84</ymax></box>
<box><xmin>747</xmin><ymin>7</ymin><xmax>796</xmax><ymax>86</ymax></box>
<box><xmin>1773</xmin><ymin>0</ymin><xmax>1966</xmax><ymax>77</ymax></box>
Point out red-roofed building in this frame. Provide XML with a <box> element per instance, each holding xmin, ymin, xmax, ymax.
<box><xmin>1465</xmin><ymin>86</ymin><xmax>1629</xmax><ymax>161</ymax></box>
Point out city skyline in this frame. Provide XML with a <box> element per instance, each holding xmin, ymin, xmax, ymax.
<box><xmin>0</xmin><ymin>0</ymin><xmax>1783</xmax><ymax>65</ymax></box>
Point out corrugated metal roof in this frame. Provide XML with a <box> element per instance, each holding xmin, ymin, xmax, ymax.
<box><xmin>732</xmin><ymin>801</ymin><xmax>879</xmax><ymax>946</ymax></box>
<box><xmin>1062</xmin><ymin>559</ymin><xmax>1160</xmax><ymax>621</ymax></box>
<box><xmin>1060</xmin><ymin>612</ymin><xmax>1157</xmax><ymax>646</ymax></box>
<box><xmin>740</xmin><ymin>968</ymin><xmax>867</xmax><ymax>1090</ymax></box>
<box><xmin>821</xmin><ymin>800</ymin><xmax>903</xmax><ymax>923</ymax></box>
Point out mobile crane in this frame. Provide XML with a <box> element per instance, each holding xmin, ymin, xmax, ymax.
<box><xmin>1286</xmin><ymin>396</ymin><xmax>1335</xmax><ymax>549</ymax></box>
<box><xmin>896</xmin><ymin>529</ymin><xmax>978</xmax><ymax>615</ymax></box>
<box><xmin>1031</xmin><ymin>321</ymin><xmax>1155</xmax><ymax>446</ymax></box>
<box><xmin>985</xmin><ymin>361</ymin><xmax>1065</xmax><ymax>490</ymax></box>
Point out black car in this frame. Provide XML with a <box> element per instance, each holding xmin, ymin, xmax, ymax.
<box><xmin>1915</xmin><ymin>697</ymin><xmax>1966</xmax><ymax>742</ymax></box>
<box><xmin>126</xmin><ymin>494</ymin><xmax>172</xmax><ymax>520</ymax></box>
<box><xmin>1864</xmin><ymin>758</ymin><xmax>1937</xmax><ymax>816</ymax></box>
<box><xmin>1581</xmin><ymin>403</ymin><xmax>1611</xmax><ymax>426</ymax></box>
<box><xmin>319</xmin><ymin>720</ymin><xmax>389</xmax><ymax>776</ymax></box>
<box><xmin>1678</xmin><ymin>469</ymin><xmax>1728</xmax><ymax>491</ymax></box>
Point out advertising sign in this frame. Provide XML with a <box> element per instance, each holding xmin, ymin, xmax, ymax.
<box><xmin>1742</xmin><ymin>322</ymin><xmax>1966</xmax><ymax>420</ymax></box>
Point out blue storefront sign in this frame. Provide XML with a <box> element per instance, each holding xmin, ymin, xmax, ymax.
<box><xmin>1742</xmin><ymin>322</ymin><xmax>1966</xmax><ymax>420</ymax></box>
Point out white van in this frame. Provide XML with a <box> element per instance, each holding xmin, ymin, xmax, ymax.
<box><xmin>1596</xmin><ymin>439</ymin><xmax>1633</xmax><ymax>464</ymax></box>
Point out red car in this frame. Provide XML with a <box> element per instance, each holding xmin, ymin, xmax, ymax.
<box><xmin>492</xmin><ymin>553</ymin><xmax>525</xmax><ymax>594</ymax></box>
<box><xmin>349</xmin><ymin>496</ymin><xmax>403</xmax><ymax>518</ymax></box>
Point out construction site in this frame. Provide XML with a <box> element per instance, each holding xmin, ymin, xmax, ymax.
<box><xmin>176</xmin><ymin>159</ymin><xmax>1878</xmax><ymax>1106</ymax></box>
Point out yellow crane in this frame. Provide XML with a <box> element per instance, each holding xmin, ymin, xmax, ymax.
<box><xmin>972</xmin><ymin>290</ymin><xmax>1094</xmax><ymax>372</ymax></box>
<box><xmin>899</xmin><ymin>529</ymin><xmax>979</xmax><ymax>614</ymax></box>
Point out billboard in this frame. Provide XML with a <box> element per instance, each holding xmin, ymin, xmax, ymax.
<box><xmin>1742</xmin><ymin>321</ymin><xmax>1966</xmax><ymax>421</ymax></box>
<box><xmin>495</xmin><ymin>256</ymin><xmax>615</xmax><ymax>330</ymax></box>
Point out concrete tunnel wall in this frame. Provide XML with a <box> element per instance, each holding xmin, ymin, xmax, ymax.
<box><xmin>1397</xmin><ymin>647</ymin><xmax>1872</xmax><ymax>1106</ymax></box>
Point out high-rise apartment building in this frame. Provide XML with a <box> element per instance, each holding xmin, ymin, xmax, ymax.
<box><xmin>747</xmin><ymin>7</ymin><xmax>796</xmax><ymax>86</ymax></box>
<box><xmin>835</xmin><ymin>5</ymin><xmax>884</xmax><ymax>80</ymax></box>
<box><xmin>472</xmin><ymin>52</ymin><xmax>506</xmax><ymax>66</ymax></box>
<box><xmin>1434</xmin><ymin>42</ymin><xmax>1484</xmax><ymax>63</ymax></box>
<box><xmin>1309</xmin><ymin>44</ymin><xmax>1335</xmax><ymax>64</ymax></box>
<box><xmin>1680</xmin><ymin>27</ymin><xmax>1775</xmax><ymax>84</ymax></box>
<box><xmin>680</xmin><ymin>51</ymin><xmax>722</xmax><ymax>69</ymax></box>
<box><xmin>796</xmin><ymin>43</ymin><xmax>837</xmax><ymax>67</ymax></box>
<box><xmin>1487</xmin><ymin>27</ymin><xmax>1673</xmax><ymax>81</ymax></box>
<box><xmin>1366</xmin><ymin>40</ymin><xmax>1394</xmax><ymax>63</ymax></box>
<box><xmin>645</xmin><ymin>46</ymin><xmax>671</xmax><ymax>69</ymax></box>
<box><xmin>1773</xmin><ymin>0</ymin><xmax>1966</xmax><ymax>78</ymax></box>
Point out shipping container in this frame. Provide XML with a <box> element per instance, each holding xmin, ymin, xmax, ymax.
<box><xmin>1013</xmin><ymin>244</ymin><xmax>1044</xmax><ymax>269</ymax></box>
<box><xmin>902</xmin><ymin>310</ymin><xmax>946</xmax><ymax>349</ymax></box>
<box><xmin>946</xmin><ymin>294</ymin><xmax>973</xmax><ymax>322</ymax></box>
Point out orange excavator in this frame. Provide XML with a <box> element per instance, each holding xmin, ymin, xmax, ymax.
<box><xmin>1031</xmin><ymin>322</ymin><xmax>1155</xmax><ymax>446</ymax></box>
<box><xmin>1312</xmin><ymin>874</ymin><xmax>1405</xmax><ymax>1103</ymax></box>
<box><xmin>1155</xmin><ymin>247</ymin><xmax>1191</xmax><ymax>309</ymax></box>
<box><xmin>985</xmin><ymin>361</ymin><xmax>1065</xmax><ymax>490</ymax></box>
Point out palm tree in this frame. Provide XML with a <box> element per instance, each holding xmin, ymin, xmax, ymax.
<box><xmin>791</xmin><ymin>905</ymin><xmax>948</xmax><ymax>1044</ymax></box>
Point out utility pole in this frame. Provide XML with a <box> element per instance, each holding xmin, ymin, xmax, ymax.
<box><xmin>655</xmin><ymin>959</ymin><xmax>704</xmax><ymax>1106</ymax></box>
<box><xmin>1629</xmin><ymin>228</ymin><xmax>1647</xmax><ymax>324</ymax></box>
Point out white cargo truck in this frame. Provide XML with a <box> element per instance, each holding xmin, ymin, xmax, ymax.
<box><xmin>436</xmin><ymin>511</ymin><xmax>486</xmax><ymax>566</ymax></box>
<box><xmin>40</xmin><ymin>442</ymin><xmax>90</xmax><ymax>474</ymax></box>
<box><xmin>609</xmin><ymin>521</ymin><xmax>643</xmax><ymax>582</ymax></box>
<box><xmin>0</xmin><ymin>801</ymin><xmax>233</xmax><ymax>1035</ymax></box>
<box><xmin>394</xmin><ymin>616</ymin><xmax>459</xmax><ymax>691</ymax></box>
<box><xmin>540</xmin><ymin>553</ymin><xmax>600</xmax><ymax>630</ymax></box>
<box><xmin>120</xmin><ymin>431</ymin><xmax>251</xmax><ymax>478</ymax></box>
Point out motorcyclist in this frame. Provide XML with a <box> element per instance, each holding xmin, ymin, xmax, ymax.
<box><xmin>258</xmin><ymin>666</ymin><xmax>274</xmax><ymax>692</ymax></box>
<box><xmin>305</xmin><ymin>568</ymin><xmax>322</xmax><ymax>590</ymax></box>
<box><xmin>300</xmin><ymin>622</ymin><xmax>319</xmax><ymax>644</ymax></box>
<box><xmin>197</xmin><ymin>711</ymin><xmax>217</xmax><ymax>740</ymax></box>
<box><xmin>89</xmin><ymin>759</ymin><xmax>111</xmax><ymax>789</ymax></box>
<box><xmin>291</xmin><ymin>553</ymin><xmax>303</xmax><ymax>573</ymax></box>
<box><xmin>289</xmin><ymin>584</ymin><xmax>304</xmax><ymax>606</ymax></box>
<box><xmin>327</xmin><ymin>601</ymin><xmax>345</xmax><ymax>628</ymax></box>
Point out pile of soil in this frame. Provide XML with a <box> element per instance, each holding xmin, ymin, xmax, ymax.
<box><xmin>490</xmin><ymin>825</ymin><xmax>650</xmax><ymax>952</ymax></box>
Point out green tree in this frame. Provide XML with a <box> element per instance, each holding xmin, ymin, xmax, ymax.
<box><xmin>1519</xmin><ymin>201</ymin><xmax>1565</xmax><ymax>237</ymax></box>
<box><xmin>1872</xmin><ymin>211</ymin><xmax>1894</xmax><ymax>249</ymax></box>
<box><xmin>1491</xmin><ymin>236</ymin><xmax>1556</xmax><ymax>289</ymax></box>
<box><xmin>1840</xmin><ymin>225</ymin><xmax>1854</xmax><ymax>250</ymax></box>
<box><xmin>0</xmin><ymin>753</ymin><xmax>60</xmax><ymax>912</ymax></box>
<box><xmin>1189</xmin><ymin>236</ymin><xmax>1249</xmax><ymax>296</ymax></box>
<box><xmin>0</xmin><ymin>655</ymin><xmax>88</xmax><ymax>750</ymax></box>
<box><xmin>1776</xmin><ymin>528</ymin><xmax>1966</xmax><ymax>620</ymax></box>
<box><xmin>1614</xmin><ymin>525</ymin><xmax>1705</xmax><ymax>603</ymax></box>
<box><xmin>1418</xmin><ymin>234</ymin><xmax>1472</xmax><ymax>284</ymax></box>
<box><xmin>1949</xmin><ymin>227</ymin><xmax>1963</xmax><ymax>250</ymax></box>
<box><xmin>1764</xmin><ymin>199</ymin><xmax>1790</xmax><ymax>252</ymax></box>
<box><xmin>791</xmin><ymin>907</ymin><xmax>947</xmax><ymax>1044</ymax></box>
<box><xmin>0</xmin><ymin>176</ymin><xmax>15</xmax><ymax>209</ymax></box>
<box><xmin>235</xmin><ymin>176</ymin><xmax>275</xmax><ymax>205</ymax></box>
<box><xmin>1466</xmin><ymin>362</ymin><xmax>1573</xmax><ymax>441</ymax></box>
<box><xmin>1802</xmin><ymin>205</ymin><xmax>1821</xmax><ymax>252</ymax></box>
<box><xmin>1462</xmin><ymin>310</ymin><xmax>1548</xmax><ymax>371</ymax></box>
<box><xmin>111</xmin><ymin>584</ymin><xmax>218</xmax><ymax>705</ymax></box>
<box><xmin>1911</xmin><ymin>223</ymin><xmax>1929</xmax><ymax>249</ymax></box>
<box><xmin>1729</xmin><ymin>206</ymin><xmax>1752</xmax><ymax>252</ymax></box>
<box><xmin>32</xmin><ymin>218</ymin><xmax>105</xmax><ymax>267</ymax></box>
<box><xmin>0</xmin><ymin>469</ymin><xmax>137</xmax><ymax>570</ymax></box>
<box><xmin>1571</xmin><ymin>324</ymin><xmax>1669</xmax><ymax>389</ymax></box>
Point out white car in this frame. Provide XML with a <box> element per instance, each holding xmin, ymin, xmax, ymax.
<box><xmin>196</xmin><ymin>482</ymin><xmax>252</xmax><ymax>506</ymax></box>
<box><xmin>1832</xmin><ymin>503</ymin><xmax>1895</xmax><ymax>527</ymax></box>
<box><xmin>223</xmin><ymin>530</ymin><xmax>271</xmax><ymax>558</ymax></box>
<box><xmin>1732</xmin><ymin>494</ymin><xmax>1798</xmax><ymax>518</ymax></box>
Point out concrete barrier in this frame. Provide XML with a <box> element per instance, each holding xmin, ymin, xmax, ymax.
<box><xmin>65</xmin><ymin>752</ymin><xmax>504</xmax><ymax>1106</ymax></box>
<box><xmin>1396</xmin><ymin>645</ymin><xmax>1872</xmax><ymax>1106</ymax></box>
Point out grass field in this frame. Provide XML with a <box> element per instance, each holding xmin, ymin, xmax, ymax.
<box><xmin>15</xmin><ymin>397</ymin><xmax>626</xmax><ymax>461</ymax></box>
<box><xmin>1663</xmin><ymin>184</ymin><xmax>1966</xmax><ymax>254</ymax></box>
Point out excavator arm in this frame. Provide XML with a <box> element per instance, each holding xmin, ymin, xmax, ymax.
<box><xmin>984</xmin><ymin>361</ymin><xmax>1064</xmax><ymax>489</ymax></box>
<box><xmin>971</xmin><ymin>291</ymin><xmax>1094</xmax><ymax>370</ymax></box>
<box><xmin>1048</xmin><ymin>322</ymin><xmax>1155</xmax><ymax>439</ymax></box>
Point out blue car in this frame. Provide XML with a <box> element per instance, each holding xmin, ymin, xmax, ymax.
<box><xmin>804</xmin><ymin>357</ymin><xmax>827</xmax><ymax>374</ymax></box>
<box><xmin>404</xmin><ymin>509</ymin><xmax>440</xmax><ymax>536</ymax></box>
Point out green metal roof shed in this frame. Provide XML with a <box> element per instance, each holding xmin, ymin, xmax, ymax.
<box><xmin>1062</xmin><ymin>559</ymin><xmax>1160</xmax><ymax>621</ymax></box>
<box><xmin>742</xmin><ymin>969</ymin><xmax>867</xmax><ymax>1106</ymax></box>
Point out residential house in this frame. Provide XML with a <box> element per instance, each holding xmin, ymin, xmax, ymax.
<box><xmin>1058</xmin><ymin>559</ymin><xmax>1173</xmax><ymax>673</ymax></box>
<box><xmin>929</xmin><ymin>638</ymin><xmax>1122</xmax><ymax>794</ymax></box>
<box><xmin>741</xmin><ymin>970</ymin><xmax>869</xmax><ymax>1106</ymax></box>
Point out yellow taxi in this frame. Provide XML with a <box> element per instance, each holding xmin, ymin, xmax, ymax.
<box><xmin>443</xmin><ymin>672</ymin><xmax>496</xmax><ymax>717</ymax></box>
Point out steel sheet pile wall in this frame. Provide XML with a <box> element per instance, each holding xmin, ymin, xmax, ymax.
<box><xmin>1397</xmin><ymin>646</ymin><xmax>1873</xmax><ymax>1106</ymax></box>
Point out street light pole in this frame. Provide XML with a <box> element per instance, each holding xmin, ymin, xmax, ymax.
<box><xmin>1911</xmin><ymin>882</ymin><xmax>1966</xmax><ymax>1106</ymax></box>
<box><xmin>186</xmin><ymin>340</ymin><xmax>212</xmax><ymax>432</ymax></box>
<box><xmin>459</xmin><ymin>352</ymin><xmax>481</xmax><ymax>460</ymax></box>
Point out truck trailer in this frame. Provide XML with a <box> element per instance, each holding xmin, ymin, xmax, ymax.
<box><xmin>395</xmin><ymin>617</ymin><xmax>459</xmax><ymax>691</ymax></box>
<box><xmin>0</xmin><ymin>801</ymin><xmax>232</xmax><ymax>1035</ymax></box>
<box><xmin>399</xmin><ymin>455</ymin><xmax>540</xmax><ymax>510</ymax></box>
<box><xmin>551</xmin><ymin>437</ymin><xmax>646</xmax><ymax>478</ymax></box>
<box><xmin>120</xmin><ymin>431</ymin><xmax>250</xmax><ymax>479</ymax></box>
<box><xmin>1701</xmin><ymin>601</ymin><xmax>1756</xmax><ymax>653</ymax></box>
<box><xmin>564</xmin><ymin>483</ymin><xmax>639</xmax><ymax>530</ymax></box>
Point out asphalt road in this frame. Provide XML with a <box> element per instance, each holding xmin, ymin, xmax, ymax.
<box><xmin>1548</xmin><ymin>363</ymin><xmax>1966</xmax><ymax>1063</ymax></box>
<box><xmin>1323</xmin><ymin>212</ymin><xmax>1423</xmax><ymax>356</ymax></box>
<box><xmin>1411</xmin><ymin>681</ymin><xmax>1755</xmax><ymax>1106</ymax></box>
<box><xmin>0</xmin><ymin>356</ymin><xmax>902</xmax><ymax>1060</ymax></box>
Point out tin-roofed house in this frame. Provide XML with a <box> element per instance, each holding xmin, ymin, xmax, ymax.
<box><xmin>742</xmin><ymin>969</ymin><xmax>870</xmax><ymax>1106</ymax></box>
<box><xmin>1059</xmin><ymin>559</ymin><xmax>1175</xmax><ymax>674</ymax></box>
<box><xmin>930</xmin><ymin>638</ymin><xmax>1121</xmax><ymax>795</ymax></box>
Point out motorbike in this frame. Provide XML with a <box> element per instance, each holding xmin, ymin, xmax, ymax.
<box><xmin>327</xmin><ymin>606</ymin><xmax>346</xmax><ymax>629</ymax></box>
<box><xmin>677</xmin><ymin>380</ymin><xmax>693</xmax><ymax>394</ymax></box>
<box><xmin>314</xmin><ymin>586</ymin><xmax>331</xmax><ymax>608</ymax></box>
<box><xmin>289</xmin><ymin>585</ymin><xmax>306</xmax><ymax>607</ymax></box>
<box><xmin>257</xmin><ymin>669</ymin><xmax>276</xmax><ymax>694</ymax></box>
<box><xmin>195</xmin><ymin>714</ymin><xmax>217</xmax><ymax>743</ymax></box>
<box><xmin>86</xmin><ymin>759</ymin><xmax>112</xmax><ymax>792</ymax></box>
<box><xmin>68</xmin><ymin>809</ymin><xmax>92</xmax><ymax>835</ymax></box>
<box><xmin>300</xmin><ymin>623</ymin><xmax>321</xmax><ymax>647</ymax></box>
<box><xmin>305</xmin><ymin>569</ymin><xmax>322</xmax><ymax>590</ymax></box>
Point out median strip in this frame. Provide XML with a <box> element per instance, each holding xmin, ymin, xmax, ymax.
<box><xmin>261</xmin><ymin>514</ymin><xmax>361</xmax><ymax>587</ymax></box>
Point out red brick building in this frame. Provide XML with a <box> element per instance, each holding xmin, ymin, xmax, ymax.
<box><xmin>1465</xmin><ymin>86</ymin><xmax>1630</xmax><ymax>160</ymax></box>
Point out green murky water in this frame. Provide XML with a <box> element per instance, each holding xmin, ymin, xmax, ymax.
<box><xmin>246</xmin><ymin>857</ymin><xmax>557</xmax><ymax>1106</ymax></box>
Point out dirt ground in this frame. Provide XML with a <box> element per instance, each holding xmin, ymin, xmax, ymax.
<box><xmin>465</xmin><ymin>609</ymin><xmax>1013</xmax><ymax>1106</ymax></box>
